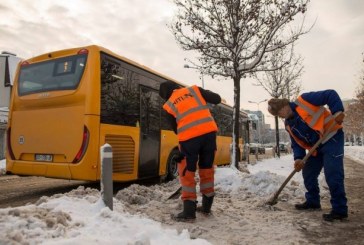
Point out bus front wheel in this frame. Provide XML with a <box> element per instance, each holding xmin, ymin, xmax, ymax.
<box><xmin>166</xmin><ymin>149</ymin><xmax>180</xmax><ymax>181</ymax></box>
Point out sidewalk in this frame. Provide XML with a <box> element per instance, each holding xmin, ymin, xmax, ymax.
<box><xmin>243</xmin><ymin>148</ymin><xmax>292</xmax><ymax>165</ymax></box>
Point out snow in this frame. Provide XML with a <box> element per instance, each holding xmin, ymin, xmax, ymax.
<box><xmin>0</xmin><ymin>145</ymin><xmax>363</xmax><ymax>244</ymax></box>
<box><xmin>0</xmin><ymin>188</ymin><xmax>208</xmax><ymax>245</ymax></box>
<box><xmin>344</xmin><ymin>146</ymin><xmax>364</xmax><ymax>165</ymax></box>
<box><xmin>0</xmin><ymin>158</ymin><xmax>6</xmax><ymax>175</ymax></box>
<box><xmin>0</xmin><ymin>107</ymin><xmax>8</xmax><ymax>123</ymax></box>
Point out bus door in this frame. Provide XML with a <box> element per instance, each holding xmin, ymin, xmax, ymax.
<box><xmin>139</xmin><ymin>86</ymin><xmax>161</xmax><ymax>178</ymax></box>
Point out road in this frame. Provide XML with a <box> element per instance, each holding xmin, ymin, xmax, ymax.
<box><xmin>302</xmin><ymin>157</ymin><xmax>364</xmax><ymax>244</ymax></box>
<box><xmin>0</xmin><ymin>174</ymin><xmax>93</xmax><ymax>208</ymax></box>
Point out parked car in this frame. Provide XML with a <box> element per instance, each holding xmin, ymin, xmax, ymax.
<box><xmin>278</xmin><ymin>143</ymin><xmax>289</xmax><ymax>153</ymax></box>
<box><xmin>259</xmin><ymin>146</ymin><xmax>266</xmax><ymax>154</ymax></box>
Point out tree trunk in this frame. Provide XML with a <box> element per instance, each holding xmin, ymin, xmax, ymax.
<box><xmin>275</xmin><ymin>115</ymin><xmax>281</xmax><ymax>158</ymax></box>
<box><xmin>246</xmin><ymin>121</ymin><xmax>250</xmax><ymax>164</ymax></box>
<box><xmin>231</xmin><ymin>77</ymin><xmax>241</xmax><ymax>169</ymax></box>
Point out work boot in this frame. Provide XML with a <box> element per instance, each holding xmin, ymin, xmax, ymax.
<box><xmin>171</xmin><ymin>200</ymin><xmax>196</xmax><ymax>222</ymax></box>
<box><xmin>323</xmin><ymin>211</ymin><xmax>348</xmax><ymax>222</ymax></box>
<box><xmin>196</xmin><ymin>195</ymin><xmax>214</xmax><ymax>215</ymax></box>
<box><xmin>295</xmin><ymin>201</ymin><xmax>321</xmax><ymax>210</ymax></box>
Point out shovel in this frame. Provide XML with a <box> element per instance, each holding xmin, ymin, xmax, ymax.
<box><xmin>166</xmin><ymin>186</ymin><xmax>182</xmax><ymax>200</ymax></box>
<box><xmin>266</xmin><ymin>112</ymin><xmax>342</xmax><ymax>205</ymax></box>
<box><xmin>165</xmin><ymin>151</ymin><xmax>185</xmax><ymax>201</ymax></box>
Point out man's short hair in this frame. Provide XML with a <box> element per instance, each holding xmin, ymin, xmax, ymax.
<box><xmin>159</xmin><ymin>80</ymin><xmax>181</xmax><ymax>100</ymax></box>
<box><xmin>268</xmin><ymin>98</ymin><xmax>290</xmax><ymax>115</ymax></box>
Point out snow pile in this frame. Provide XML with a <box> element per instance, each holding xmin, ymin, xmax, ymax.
<box><xmin>116</xmin><ymin>184</ymin><xmax>165</xmax><ymax>205</ymax></box>
<box><xmin>242</xmin><ymin>171</ymin><xmax>287</xmax><ymax>196</ymax></box>
<box><xmin>214</xmin><ymin>167</ymin><xmax>243</xmax><ymax>193</ymax></box>
<box><xmin>0</xmin><ymin>186</ymin><xmax>210</xmax><ymax>245</ymax></box>
<box><xmin>215</xmin><ymin>166</ymin><xmax>297</xmax><ymax>197</ymax></box>
<box><xmin>213</xmin><ymin>155</ymin><xmax>308</xmax><ymax>202</ymax></box>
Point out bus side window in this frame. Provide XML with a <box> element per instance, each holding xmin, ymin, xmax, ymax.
<box><xmin>211</xmin><ymin>105</ymin><xmax>233</xmax><ymax>137</ymax></box>
<box><xmin>100</xmin><ymin>55</ymin><xmax>140</xmax><ymax>127</ymax></box>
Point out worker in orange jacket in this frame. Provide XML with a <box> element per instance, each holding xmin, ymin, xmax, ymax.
<box><xmin>268</xmin><ymin>90</ymin><xmax>348</xmax><ymax>222</ymax></box>
<box><xmin>159</xmin><ymin>80</ymin><xmax>221</xmax><ymax>221</ymax></box>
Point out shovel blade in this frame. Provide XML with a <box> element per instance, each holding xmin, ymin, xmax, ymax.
<box><xmin>166</xmin><ymin>187</ymin><xmax>182</xmax><ymax>200</ymax></box>
<box><xmin>266</xmin><ymin>197</ymin><xmax>278</xmax><ymax>206</ymax></box>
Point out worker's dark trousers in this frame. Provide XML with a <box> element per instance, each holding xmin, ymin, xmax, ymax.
<box><xmin>180</xmin><ymin>132</ymin><xmax>217</xmax><ymax>170</ymax></box>
<box><xmin>179</xmin><ymin>132</ymin><xmax>217</xmax><ymax>200</ymax></box>
<box><xmin>302</xmin><ymin>130</ymin><xmax>348</xmax><ymax>215</ymax></box>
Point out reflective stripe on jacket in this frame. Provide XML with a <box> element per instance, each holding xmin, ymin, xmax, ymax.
<box><xmin>286</xmin><ymin>96</ymin><xmax>343</xmax><ymax>152</ymax></box>
<box><xmin>163</xmin><ymin>85</ymin><xmax>218</xmax><ymax>141</ymax></box>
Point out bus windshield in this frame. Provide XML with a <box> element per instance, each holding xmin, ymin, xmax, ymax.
<box><xmin>18</xmin><ymin>54</ymin><xmax>87</xmax><ymax>96</ymax></box>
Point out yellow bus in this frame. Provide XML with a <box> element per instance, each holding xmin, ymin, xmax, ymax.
<box><xmin>6</xmin><ymin>45</ymin><xmax>247</xmax><ymax>182</ymax></box>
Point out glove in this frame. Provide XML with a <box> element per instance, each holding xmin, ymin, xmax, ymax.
<box><xmin>294</xmin><ymin>159</ymin><xmax>304</xmax><ymax>172</ymax></box>
<box><xmin>334</xmin><ymin>112</ymin><xmax>345</xmax><ymax>125</ymax></box>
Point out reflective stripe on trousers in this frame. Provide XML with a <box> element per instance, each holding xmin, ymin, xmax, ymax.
<box><xmin>177</xmin><ymin>160</ymin><xmax>215</xmax><ymax>200</ymax></box>
<box><xmin>178</xmin><ymin>158</ymin><xmax>197</xmax><ymax>201</ymax></box>
<box><xmin>199</xmin><ymin>168</ymin><xmax>215</xmax><ymax>197</ymax></box>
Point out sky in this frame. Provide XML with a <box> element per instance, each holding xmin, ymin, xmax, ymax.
<box><xmin>0</xmin><ymin>0</ymin><xmax>363</xmax><ymax>127</ymax></box>
<box><xmin>1</xmin><ymin>146</ymin><xmax>363</xmax><ymax>244</ymax></box>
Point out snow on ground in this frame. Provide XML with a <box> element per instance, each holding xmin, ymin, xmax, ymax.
<box><xmin>344</xmin><ymin>146</ymin><xmax>364</xmax><ymax>165</ymax></box>
<box><xmin>0</xmin><ymin>158</ymin><xmax>5</xmax><ymax>175</ymax></box>
<box><xmin>0</xmin><ymin>107</ymin><xmax>9</xmax><ymax>124</ymax></box>
<box><xmin>0</xmin><ymin>145</ymin><xmax>363</xmax><ymax>244</ymax></box>
<box><xmin>0</xmin><ymin>187</ymin><xmax>209</xmax><ymax>245</ymax></box>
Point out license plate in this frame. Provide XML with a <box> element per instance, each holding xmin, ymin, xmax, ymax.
<box><xmin>35</xmin><ymin>154</ymin><xmax>53</xmax><ymax>162</ymax></box>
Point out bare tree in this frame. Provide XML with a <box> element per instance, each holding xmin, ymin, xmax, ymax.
<box><xmin>254</xmin><ymin>46</ymin><xmax>303</xmax><ymax>100</ymax></box>
<box><xmin>170</xmin><ymin>0</ymin><xmax>310</xmax><ymax>168</ymax></box>
<box><xmin>345</xmin><ymin>56</ymin><xmax>364</xmax><ymax>142</ymax></box>
<box><xmin>345</xmin><ymin>101</ymin><xmax>363</xmax><ymax>141</ymax></box>
<box><xmin>253</xmin><ymin>45</ymin><xmax>304</xmax><ymax>157</ymax></box>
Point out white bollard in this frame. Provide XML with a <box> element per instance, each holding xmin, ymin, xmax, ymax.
<box><xmin>100</xmin><ymin>144</ymin><xmax>113</xmax><ymax>210</ymax></box>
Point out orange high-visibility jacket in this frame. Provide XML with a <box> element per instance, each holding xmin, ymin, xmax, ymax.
<box><xmin>163</xmin><ymin>85</ymin><xmax>218</xmax><ymax>141</ymax></box>
<box><xmin>286</xmin><ymin>95</ymin><xmax>343</xmax><ymax>153</ymax></box>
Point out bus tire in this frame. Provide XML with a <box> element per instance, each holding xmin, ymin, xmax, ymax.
<box><xmin>166</xmin><ymin>149</ymin><xmax>180</xmax><ymax>181</ymax></box>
